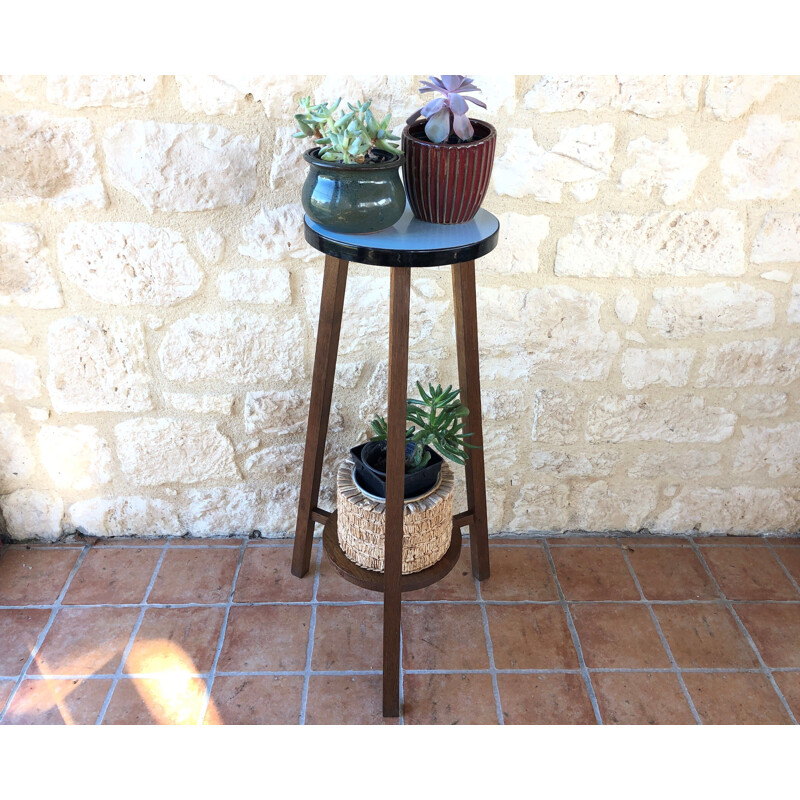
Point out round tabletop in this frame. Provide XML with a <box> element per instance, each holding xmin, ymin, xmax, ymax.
<box><xmin>303</xmin><ymin>206</ymin><xmax>500</xmax><ymax>268</ymax></box>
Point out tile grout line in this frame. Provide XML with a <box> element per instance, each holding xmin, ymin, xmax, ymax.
<box><xmin>298</xmin><ymin>544</ymin><xmax>323</xmax><ymax>725</ymax></box>
<box><xmin>475</xmin><ymin>577</ymin><xmax>504</xmax><ymax>725</ymax></box>
<box><xmin>194</xmin><ymin>538</ymin><xmax>249</xmax><ymax>726</ymax></box>
<box><xmin>688</xmin><ymin>539</ymin><xmax>798</xmax><ymax>725</ymax></box>
<box><xmin>764</xmin><ymin>539</ymin><xmax>800</xmax><ymax>596</ymax></box>
<box><xmin>542</xmin><ymin>540</ymin><xmax>603</xmax><ymax>725</ymax></box>
<box><xmin>94</xmin><ymin>540</ymin><xmax>171</xmax><ymax>725</ymax></box>
<box><xmin>617</xmin><ymin>538</ymin><xmax>703</xmax><ymax>725</ymax></box>
<box><xmin>0</xmin><ymin>544</ymin><xmax>91</xmax><ymax>723</ymax></box>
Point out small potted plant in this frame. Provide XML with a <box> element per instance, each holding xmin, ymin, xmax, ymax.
<box><xmin>402</xmin><ymin>75</ymin><xmax>497</xmax><ymax>225</ymax></box>
<box><xmin>351</xmin><ymin>382</ymin><xmax>477</xmax><ymax>500</ymax></box>
<box><xmin>294</xmin><ymin>96</ymin><xmax>406</xmax><ymax>235</ymax></box>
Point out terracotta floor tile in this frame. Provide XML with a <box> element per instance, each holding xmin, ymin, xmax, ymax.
<box><xmin>204</xmin><ymin>675</ymin><xmax>303</xmax><ymax>725</ymax></box>
<box><xmin>124</xmin><ymin>607</ymin><xmax>225</xmax><ymax>675</ymax></box>
<box><xmin>63</xmin><ymin>547</ymin><xmax>161</xmax><ymax>605</ymax></box>
<box><xmin>627</xmin><ymin>547</ymin><xmax>719</xmax><ymax>601</ymax></box>
<box><xmin>700</xmin><ymin>547</ymin><xmax>798</xmax><ymax>601</ymax></box>
<box><xmin>217</xmin><ymin>605</ymin><xmax>310</xmax><ymax>672</ymax></box>
<box><xmin>316</xmin><ymin>551</ymin><xmax>379</xmax><ymax>602</ymax></box>
<box><xmin>403</xmin><ymin>673</ymin><xmax>498</xmax><ymax>724</ymax></box>
<box><xmin>0</xmin><ymin>680</ymin><xmax>13</xmax><ymax>710</ymax></box>
<box><xmin>771</xmin><ymin>537</ymin><xmax>800</xmax><ymax>547</ymax></box>
<box><xmin>571</xmin><ymin>604</ymin><xmax>671</xmax><ymax>669</ymax></box>
<box><xmin>402</xmin><ymin>604</ymin><xmax>488</xmax><ymax>671</ymax></box>
<box><xmin>312</xmin><ymin>605</ymin><xmax>383</xmax><ymax>671</ymax></box>
<box><xmin>549</xmin><ymin>546</ymin><xmax>639</xmax><ymax>601</ymax></box>
<box><xmin>619</xmin><ymin>537</ymin><xmax>692</xmax><ymax>548</ymax></box>
<box><xmin>479</xmin><ymin>545</ymin><xmax>558</xmax><ymax>601</ymax></box>
<box><xmin>148</xmin><ymin>548</ymin><xmax>240</xmax><ymax>605</ymax></box>
<box><xmin>683</xmin><ymin>673</ymin><xmax>792</xmax><ymax>724</ymax></box>
<box><xmin>168</xmin><ymin>537</ymin><xmax>245</xmax><ymax>547</ymax></box>
<box><xmin>102</xmin><ymin>676</ymin><xmax>209</xmax><ymax>724</ymax></box>
<box><xmin>234</xmin><ymin>545</ymin><xmax>315</xmax><ymax>603</ymax></box>
<box><xmin>735</xmin><ymin>604</ymin><xmax>800</xmax><ymax>668</ymax></box>
<box><xmin>654</xmin><ymin>605</ymin><xmax>760</xmax><ymax>669</ymax></box>
<box><xmin>773</xmin><ymin>672</ymin><xmax>800</xmax><ymax>719</ymax></box>
<box><xmin>488</xmin><ymin>604</ymin><xmax>578</xmax><ymax>670</ymax></box>
<box><xmin>497</xmin><ymin>673</ymin><xmax>596</xmax><ymax>724</ymax></box>
<box><xmin>547</xmin><ymin>536</ymin><xmax>619</xmax><ymax>547</ymax></box>
<box><xmin>29</xmin><ymin>607</ymin><xmax>140</xmax><ymax>676</ymax></box>
<box><xmin>1</xmin><ymin>678</ymin><xmax>112</xmax><ymax>725</ymax></box>
<box><xmin>403</xmin><ymin>546</ymin><xmax>477</xmax><ymax>601</ymax></box>
<box><xmin>489</xmin><ymin>537</ymin><xmax>543</xmax><ymax>545</ymax></box>
<box><xmin>695</xmin><ymin>536</ymin><xmax>766</xmax><ymax>547</ymax></box>
<box><xmin>95</xmin><ymin>538</ymin><xmax>167</xmax><ymax>547</ymax></box>
<box><xmin>592</xmin><ymin>672</ymin><xmax>696</xmax><ymax>724</ymax></box>
<box><xmin>0</xmin><ymin>548</ymin><xmax>80</xmax><ymax>605</ymax></box>
<box><xmin>305</xmin><ymin>675</ymin><xmax>399</xmax><ymax>724</ymax></box>
<box><xmin>0</xmin><ymin>609</ymin><xmax>50</xmax><ymax>676</ymax></box>
<box><xmin>772</xmin><ymin>547</ymin><xmax>800</xmax><ymax>586</ymax></box>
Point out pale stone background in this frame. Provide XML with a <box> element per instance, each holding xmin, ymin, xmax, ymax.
<box><xmin>1</xmin><ymin>74</ymin><xmax>799</xmax><ymax>541</ymax></box>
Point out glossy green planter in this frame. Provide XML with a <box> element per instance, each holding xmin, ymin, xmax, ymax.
<box><xmin>301</xmin><ymin>148</ymin><xmax>406</xmax><ymax>235</ymax></box>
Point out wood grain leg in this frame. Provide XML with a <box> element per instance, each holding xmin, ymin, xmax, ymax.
<box><xmin>383</xmin><ymin>266</ymin><xmax>411</xmax><ymax>717</ymax></box>
<box><xmin>452</xmin><ymin>260</ymin><xmax>490</xmax><ymax>581</ymax></box>
<box><xmin>291</xmin><ymin>256</ymin><xmax>349</xmax><ymax>578</ymax></box>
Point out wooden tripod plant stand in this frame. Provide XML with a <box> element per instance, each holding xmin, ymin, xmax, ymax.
<box><xmin>291</xmin><ymin>208</ymin><xmax>500</xmax><ymax>717</ymax></box>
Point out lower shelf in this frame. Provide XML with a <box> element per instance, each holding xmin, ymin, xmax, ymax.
<box><xmin>322</xmin><ymin>511</ymin><xmax>462</xmax><ymax>593</ymax></box>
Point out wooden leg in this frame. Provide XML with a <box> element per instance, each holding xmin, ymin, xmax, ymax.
<box><xmin>291</xmin><ymin>256</ymin><xmax>349</xmax><ymax>578</ymax></box>
<box><xmin>452</xmin><ymin>260</ymin><xmax>490</xmax><ymax>581</ymax></box>
<box><xmin>383</xmin><ymin>266</ymin><xmax>411</xmax><ymax>717</ymax></box>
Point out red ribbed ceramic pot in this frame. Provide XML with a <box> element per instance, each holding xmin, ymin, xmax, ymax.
<box><xmin>401</xmin><ymin>119</ymin><xmax>496</xmax><ymax>224</ymax></box>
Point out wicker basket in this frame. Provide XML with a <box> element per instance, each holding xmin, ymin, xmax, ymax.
<box><xmin>336</xmin><ymin>457</ymin><xmax>454</xmax><ymax>574</ymax></box>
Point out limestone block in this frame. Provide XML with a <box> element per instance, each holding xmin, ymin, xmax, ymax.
<box><xmin>47</xmin><ymin>316</ymin><xmax>152</xmax><ymax>413</ymax></box>
<box><xmin>103</xmin><ymin>121</ymin><xmax>259</xmax><ymax>212</ymax></box>
<box><xmin>530</xmin><ymin>450</ymin><xmax>619</xmax><ymax>478</ymax></box>
<box><xmin>647</xmin><ymin>283</ymin><xmax>774</xmax><ymax>338</ymax></box>
<box><xmin>0</xmin><ymin>112</ymin><xmax>106</xmax><ymax>208</ymax></box>
<box><xmin>705</xmin><ymin>76</ymin><xmax>787</xmax><ymax>121</ymax></box>
<box><xmin>524</xmin><ymin>75</ymin><xmax>620</xmax><ymax>112</ymax></box>
<box><xmin>240</xmin><ymin>204</ymin><xmax>319</xmax><ymax>262</ymax></box>
<box><xmin>481</xmin><ymin>212</ymin><xmax>549</xmax><ymax>273</ymax></box>
<box><xmin>0</xmin><ymin>316</ymin><xmax>31</xmax><ymax>347</ymax></box>
<box><xmin>482</xmin><ymin>390</ymin><xmax>527</xmax><ymax>421</ymax></box>
<box><xmin>59</xmin><ymin>222</ymin><xmax>203</xmax><ymax>306</ymax></box>
<box><xmin>46</xmin><ymin>76</ymin><xmax>162</xmax><ymax>108</ymax></box>
<box><xmin>656</xmin><ymin>487</ymin><xmax>800</xmax><ymax>534</ymax></box>
<box><xmin>615</xmin><ymin>290</ymin><xmax>639</xmax><ymax>324</ymax></box>
<box><xmin>555</xmin><ymin>210</ymin><xmax>745</xmax><ymax>278</ymax></box>
<box><xmin>586</xmin><ymin>395</ymin><xmax>736</xmax><ymax>443</ymax></box>
<box><xmin>315</xmin><ymin>75</ymin><xmax>420</xmax><ymax>120</ymax></box>
<box><xmin>0</xmin><ymin>223</ymin><xmax>63</xmax><ymax>309</ymax></box>
<box><xmin>531</xmin><ymin>389</ymin><xmax>582</xmax><ymax>445</ymax></box>
<box><xmin>789</xmin><ymin>286</ymin><xmax>800</xmax><ymax>324</ymax></box>
<box><xmin>0</xmin><ymin>413</ymin><xmax>35</xmax><ymax>491</ymax></box>
<box><xmin>619</xmin><ymin>128</ymin><xmax>708</xmax><ymax>205</ymax></box>
<box><xmin>628</xmin><ymin>450</ymin><xmax>722</xmax><ymax>480</ymax></box>
<box><xmin>218</xmin><ymin>267</ymin><xmax>291</xmax><ymax>305</ymax></box>
<box><xmin>335</xmin><ymin>362</ymin><xmax>365</xmax><ymax>390</ymax></box>
<box><xmin>158</xmin><ymin>312</ymin><xmax>304</xmax><ymax>385</ymax></box>
<box><xmin>493</xmin><ymin>125</ymin><xmax>615</xmax><ymax>202</ymax></box>
<box><xmin>738</xmin><ymin>392</ymin><xmax>787</xmax><ymax>418</ymax></box>
<box><xmin>751</xmin><ymin>213</ymin><xmax>800</xmax><ymax>263</ymax></box>
<box><xmin>27</xmin><ymin>407</ymin><xmax>49</xmax><ymax>422</ymax></box>
<box><xmin>575</xmin><ymin>481</ymin><xmax>657</xmax><ymax>531</ymax></box>
<box><xmin>163</xmin><ymin>393</ymin><xmax>234</xmax><ymax>415</ymax></box>
<box><xmin>0</xmin><ymin>349</ymin><xmax>41</xmax><ymax>402</ymax></box>
<box><xmin>734</xmin><ymin>423</ymin><xmax>800</xmax><ymax>477</ymax></box>
<box><xmin>762</xmin><ymin>271</ymin><xmax>792</xmax><ymax>283</ymax></box>
<box><xmin>696</xmin><ymin>339</ymin><xmax>800</xmax><ymax>387</ymax></box>
<box><xmin>620</xmin><ymin>348</ymin><xmax>695</xmax><ymax>389</ymax></box>
<box><xmin>177</xmin><ymin>75</ymin><xmax>311</xmax><ymax>117</ymax></box>
<box><xmin>0</xmin><ymin>489</ymin><xmax>63</xmax><ymax>541</ymax></box>
<box><xmin>68</xmin><ymin>496</ymin><xmax>182</xmax><ymax>537</ymax></box>
<box><xmin>37</xmin><ymin>425</ymin><xmax>112</xmax><ymax>490</ymax></box>
<box><xmin>195</xmin><ymin>227</ymin><xmax>225</xmax><ymax>264</ymax></box>
<box><xmin>244</xmin><ymin>389</ymin><xmax>312</xmax><ymax>436</ymax></box>
<box><xmin>115</xmin><ymin>417</ymin><xmax>239</xmax><ymax>485</ymax></box>
<box><xmin>615</xmin><ymin>75</ymin><xmax>701</xmax><ymax>117</ymax></box>
<box><xmin>359</xmin><ymin>360</ymin><xmax>441</xmax><ymax>422</ymax></box>
<box><xmin>507</xmin><ymin>482</ymin><xmax>570</xmax><ymax>532</ymax></box>
<box><xmin>244</xmin><ymin>442</ymin><xmax>305</xmax><ymax>476</ymax></box>
<box><xmin>270</xmin><ymin>125</ymin><xmax>310</xmax><ymax>191</ymax></box>
<box><xmin>722</xmin><ymin>116</ymin><xmax>800</xmax><ymax>200</ymax></box>
<box><xmin>0</xmin><ymin>76</ymin><xmax>40</xmax><ymax>102</ymax></box>
<box><xmin>470</xmin><ymin>74</ymin><xmax>517</xmax><ymax>116</ymax></box>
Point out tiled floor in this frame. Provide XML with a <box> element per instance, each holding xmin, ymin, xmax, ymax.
<box><xmin>1</xmin><ymin>534</ymin><xmax>800</xmax><ymax>724</ymax></box>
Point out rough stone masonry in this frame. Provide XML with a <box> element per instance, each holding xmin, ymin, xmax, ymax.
<box><xmin>1</xmin><ymin>74</ymin><xmax>799</xmax><ymax>540</ymax></box>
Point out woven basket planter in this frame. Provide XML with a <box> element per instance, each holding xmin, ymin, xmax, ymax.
<box><xmin>336</xmin><ymin>457</ymin><xmax>454</xmax><ymax>574</ymax></box>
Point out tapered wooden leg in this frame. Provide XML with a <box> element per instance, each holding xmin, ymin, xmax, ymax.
<box><xmin>452</xmin><ymin>260</ymin><xmax>490</xmax><ymax>581</ymax></box>
<box><xmin>291</xmin><ymin>256</ymin><xmax>349</xmax><ymax>578</ymax></box>
<box><xmin>383</xmin><ymin>266</ymin><xmax>411</xmax><ymax>717</ymax></box>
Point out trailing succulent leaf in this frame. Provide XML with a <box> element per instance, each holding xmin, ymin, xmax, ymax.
<box><xmin>406</xmin><ymin>75</ymin><xmax>487</xmax><ymax>144</ymax></box>
<box><xmin>294</xmin><ymin>96</ymin><xmax>401</xmax><ymax>164</ymax></box>
<box><xmin>368</xmin><ymin>382</ymin><xmax>479</xmax><ymax>473</ymax></box>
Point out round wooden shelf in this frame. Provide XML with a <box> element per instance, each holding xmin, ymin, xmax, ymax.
<box><xmin>322</xmin><ymin>511</ymin><xmax>462</xmax><ymax>593</ymax></box>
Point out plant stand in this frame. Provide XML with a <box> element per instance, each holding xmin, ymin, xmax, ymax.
<box><xmin>291</xmin><ymin>205</ymin><xmax>500</xmax><ymax>717</ymax></box>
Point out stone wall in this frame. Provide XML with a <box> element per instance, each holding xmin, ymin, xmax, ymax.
<box><xmin>1</xmin><ymin>74</ymin><xmax>799</xmax><ymax>540</ymax></box>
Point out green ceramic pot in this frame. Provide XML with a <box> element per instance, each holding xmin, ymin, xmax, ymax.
<box><xmin>301</xmin><ymin>148</ymin><xmax>406</xmax><ymax>235</ymax></box>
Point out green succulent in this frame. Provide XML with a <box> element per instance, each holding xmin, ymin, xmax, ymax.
<box><xmin>369</xmin><ymin>382</ymin><xmax>479</xmax><ymax>472</ymax></box>
<box><xmin>294</xmin><ymin>96</ymin><xmax>401</xmax><ymax>164</ymax></box>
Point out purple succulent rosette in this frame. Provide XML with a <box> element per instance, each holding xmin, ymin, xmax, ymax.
<box><xmin>406</xmin><ymin>75</ymin><xmax>488</xmax><ymax>143</ymax></box>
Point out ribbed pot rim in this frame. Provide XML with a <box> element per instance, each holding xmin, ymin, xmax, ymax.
<box><xmin>402</xmin><ymin>119</ymin><xmax>497</xmax><ymax>149</ymax></box>
<box><xmin>303</xmin><ymin>147</ymin><xmax>404</xmax><ymax>171</ymax></box>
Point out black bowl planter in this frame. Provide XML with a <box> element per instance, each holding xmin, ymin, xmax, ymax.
<box><xmin>350</xmin><ymin>441</ymin><xmax>443</xmax><ymax>500</ymax></box>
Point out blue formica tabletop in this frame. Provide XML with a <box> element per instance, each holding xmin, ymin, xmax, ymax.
<box><xmin>304</xmin><ymin>206</ymin><xmax>500</xmax><ymax>268</ymax></box>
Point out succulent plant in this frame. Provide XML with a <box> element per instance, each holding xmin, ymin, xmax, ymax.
<box><xmin>294</xmin><ymin>96</ymin><xmax>401</xmax><ymax>164</ymax></box>
<box><xmin>369</xmin><ymin>382</ymin><xmax>478</xmax><ymax>472</ymax></box>
<box><xmin>406</xmin><ymin>75</ymin><xmax>487</xmax><ymax>144</ymax></box>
